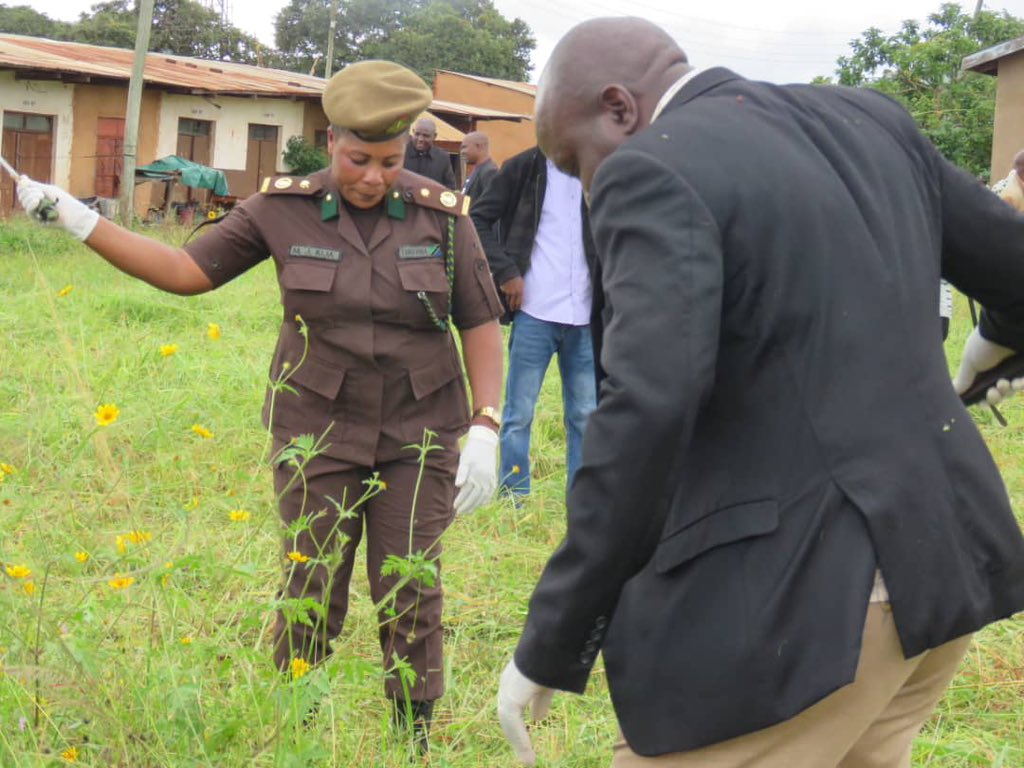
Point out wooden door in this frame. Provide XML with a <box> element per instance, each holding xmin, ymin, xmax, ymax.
<box><xmin>1</xmin><ymin>112</ymin><xmax>54</xmax><ymax>217</ymax></box>
<box><xmin>95</xmin><ymin>117</ymin><xmax>124</xmax><ymax>199</ymax></box>
<box><xmin>245</xmin><ymin>124</ymin><xmax>279</xmax><ymax>190</ymax></box>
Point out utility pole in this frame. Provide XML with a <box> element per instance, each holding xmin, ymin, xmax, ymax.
<box><xmin>325</xmin><ymin>0</ymin><xmax>338</xmax><ymax>79</ymax></box>
<box><xmin>120</xmin><ymin>0</ymin><xmax>155</xmax><ymax>226</ymax></box>
<box><xmin>975</xmin><ymin>0</ymin><xmax>984</xmax><ymax>18</ymax></box>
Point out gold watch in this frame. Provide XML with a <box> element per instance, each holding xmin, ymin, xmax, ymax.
<box><xmin>473</xmin><ymin>406</ymin><xmax>501</xmax><ymax>428</ymax></box>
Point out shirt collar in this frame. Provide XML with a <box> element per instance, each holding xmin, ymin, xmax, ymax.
<box><xmin>651</xmin><ymin>67</ymin><xmax>704</xmax><ymax>123</ymax></box>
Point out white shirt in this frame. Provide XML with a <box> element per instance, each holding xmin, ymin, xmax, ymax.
<box><xmin>521</xmin><ymin>159</ymin><xmax>592</xmax><ymax>325</ymax></box>
<box><xmin>651</xmin><ymin>67</ymin><xmax>705</xmax><ymax>123</ymax></box>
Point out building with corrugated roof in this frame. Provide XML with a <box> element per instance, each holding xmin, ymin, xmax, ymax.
<box><xmin>962</xmin><ymin>36</ymin><xmax>1024</xmax><ymax>183</ymax></box>
<box><xmin>0</xmin><ymin>34</ymin><xmax>533</xmax><ymax>217</ymax></box>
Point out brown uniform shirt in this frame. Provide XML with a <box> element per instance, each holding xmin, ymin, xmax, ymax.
<box><xmin>185</xmin><ymin>168</ymin><xmax>503</xmax><ymax>466</ymax></box>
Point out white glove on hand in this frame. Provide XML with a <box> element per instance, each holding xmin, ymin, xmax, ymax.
<box><xmin>953</xmin><ymin>327</ymin><xmax>1020</xmax><ymax>406</ymax></box>
<box><xmin>454</xmin><ymin>424</ymin><xmax>498</xmax><ymax>515</ymax></box>
<box><xmin>497</xmin><ymin>659</ymin><xmax>555</xmax><ymax>766</ymax></box>
<box><xmin>16</xmin><ymin>176</ymin><xmax>99</xmax><ymax>241</ymax></box>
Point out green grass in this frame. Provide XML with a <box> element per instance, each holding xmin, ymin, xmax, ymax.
<box><xmin>0</xmin><ymin>218</ymin><xmax>1021</xmax><ymax>767</ymax></box>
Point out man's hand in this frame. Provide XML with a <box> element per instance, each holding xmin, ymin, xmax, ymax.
<box><xmin>17</xmin><ymin>176</ymin><xmax>100</xmax><ymax>241</ymax></box>
<box><xmin>500</xmin><ymin>276</ymin><xmax>525</xmax><ymax>313</ymax></box>
<box><xmin>454</xmin><ymin>425</ymin><xmax>498</xmax><ymax>515</ymax></box>
<box><xmin>954</xmin><ymin>327</ymin><xmax>1024</xmax><ymax>407</ymax></box>
<box><xmin>497</xmin><ymin>659</ymin><xmax>555</xmax><ymax>766</ymax></box>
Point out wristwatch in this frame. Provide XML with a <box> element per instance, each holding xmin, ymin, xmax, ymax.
<box><xmin>473</xmin><ymin>406</ymin><xmax>501</xmax><ymax>428</ymax></box>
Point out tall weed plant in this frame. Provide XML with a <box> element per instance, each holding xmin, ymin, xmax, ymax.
<box><xmin>0</xmin><ymin>219</ymin><xmax>1020</xmax><ymax>766</ymax></box>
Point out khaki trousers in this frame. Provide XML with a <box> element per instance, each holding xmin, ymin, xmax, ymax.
<box><xmin>612</xmin><ymin>603</ymin><xmax>972</xmax><ymax>768</ymax></box>
<box><xmin>271</xmin><ymin>443</ymin><xmax>456</xmax><ymax>701</ymax></box>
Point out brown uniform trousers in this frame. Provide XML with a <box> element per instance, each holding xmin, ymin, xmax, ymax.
<box><xmin>186</xmin><ymin>168</ymin><xmax>503</xmax><ymax>702</ymax></box>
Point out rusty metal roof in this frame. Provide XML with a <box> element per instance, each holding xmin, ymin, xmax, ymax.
<box><xmin>0</xmin><ymin>34</ymin><xmax>534</xmax><ymax>123</ymax></box>
<box><xmin>436</xmin><ymin>69</ymin><xmax>537</xmax><ymax>96</ymax></box>
<box><xmin>0</xmin><ymin>33</ymin><xmax>325</xmax><ymax>98</ymax></box>
<box><xmin>429</xmin><ymin>97</ymin><xmax>531</xmax><ymax>122</ymax></box>
<box><xmin>962</xmin><ymin>35</ymin><xmax>1024</xmax><ymax>75</ymax></box>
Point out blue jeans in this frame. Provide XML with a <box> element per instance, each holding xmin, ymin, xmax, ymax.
<box><xmin>499</xmin><ymin>311</ymin><xmax>596</xmax><ymax>498</ymax></box>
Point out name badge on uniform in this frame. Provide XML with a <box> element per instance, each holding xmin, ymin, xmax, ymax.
<box><xmin>399</xmin><ymin>245</ymin><xmax>441</xmax><ymax>260</ymax></box>
<box><xmin>289</xmin><ymin>245</ymin><xmax>342</xmax><ymax>262</ymax></box>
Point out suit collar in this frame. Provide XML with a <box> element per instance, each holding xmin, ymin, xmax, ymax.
<box><xmin>659</xmin><ymin>67</ymin><xmax>743</xmax><ymax>114</ymax></box>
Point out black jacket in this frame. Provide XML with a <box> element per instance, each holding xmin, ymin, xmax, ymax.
<box><xmin>404</xmin><ymin>143</ymin><xmax>456</xmax><ymax>188</ymax></box>
<box><xmin>470</xmin><ymin>147</ymin><xmax>597</xmax><ymax>289</ymax></box>
<box><xmin>463</xmin><ymin>157</ymin><xmax>498</xmax><ymax>200</ymax></box>
<box><xmin>514</xmin><ymin>69</ymin><xmax>1024</xmax><ymax>757</ymax></box>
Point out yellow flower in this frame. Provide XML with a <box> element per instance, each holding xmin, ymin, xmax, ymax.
<box><xmin>290</xmin><ymin>657</ymin><xmax>311</xmax><ymax>679</ymax></box>
<box><xmin>165</xmin><ymin>561</ymin><xmax>174</xmax><ymax>570</ymax></box>
<box><xmin>511</xmin><ymin>465</ymin><xmax>521</xmax><ymax>474</ymax></box>
<box><xmin>287</xmin><ymin>551</ymin><xmax>310</xmax><ymax>564</ymax></box>
<box><xmin>207</xmin><ymin>322</ymin><xmax>221</xmax><ymax>341</ymax></box>
<box><xmin>185</xmin><ymin>496</ymin><xmax>200</xmax><ymax>510</ymax></box>
<box><xmin>94</xmin><ymin>403</ymin><xmax>120</xmax><ymax>427</ymax></box>
<box><xmin>115</xmin><ymin>535</ymin><xmax>127</xmax><ymax>554</ymax></box>
<box><xmin>5</xmin><ymin>564</ymin><xmax>31</xmax><ymax>579</ymax></box>
<box><xmin>23</xmin><ymin>582</ymin><xmax>35</xmax><ymax>596</ymax></box>
<box><xmin>207</xmin><ymin>210</ymin><xmax>219</xmax><ymax>220</ymax></box>
<box><xmin>191</xmin><ymin>424</ymin><xmax>214</xmax><ymax>440</ymax></box>
<box><xmin>159</xmin><ymin>343</ymin><xmax>179</xmax><ymax>357</ymax></box>
<box><xmin>57</xmin><ymin>285</ymin><xmax>73</xmax><ymax>298</ymax></box>
<box><xmin>180</xmin><ymin>636</ymin><xmax>193</xmax><ymax>645</ymax></box>
<box><xmin>61</xmin><ymin>746</ymin><xmax>78</xmax><ymax>762</ymax></box>
<box><xmin>0</xmin><ymin>463</ymin><xmax>16</xmax><ymax>475</ymax></box>
<box><xmin>74</xmin><ymin>551</ymin><xmax>90</xmax><ymax>563</ymax></box>
<box><xmin>229</xmin><ymin>509</ymin><xmax>251</xmax><ymax>522</ymax></box>
<box><xmin>108</xmin><ymin>575</ymin><xmax>135</xmax><ymax>590</ymax></box>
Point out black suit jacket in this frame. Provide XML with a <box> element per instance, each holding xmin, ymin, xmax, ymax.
<box><xmin>404</xmin><ymin>143</ymin><xmax>456</xmax><ymax>188</ymax></box>
<box><xmin>463</xmin><ymin>157</ymin><xmax>498</xmax><ymax>200</ymax></box>
<box><xmin>514</xmin><ymin>69</ymin><xmax>1024</xmax><ymax>756</ymax></box>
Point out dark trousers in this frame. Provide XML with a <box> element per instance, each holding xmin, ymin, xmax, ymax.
<box><xmin>271</xmin><ymin>442</ymin><xmax>457</xmax><ymax>701</ymax></box>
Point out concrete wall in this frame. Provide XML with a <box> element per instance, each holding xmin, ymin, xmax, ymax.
<box><xmin>67</xmin><ymin>84</ymin><xmax>160</xmax><ymax>209</ymax></box>
<box><xmin>156</xmin><ymin>92</ymin><xmax>306</xmax><ymax>172</ymax></box>
<box><xmin>991</xmin><ymin>52</ymin><xmax>1024</xmax><ymax>184</ymax></box>
<box><xmin>0</xmin><ymin>70</ymin><xmax>74</xmax><ymax>187</ymax></box>
<box><xmin>433</xmin><ymin>72</ymin><xmax>536</xmax><ymax>166</ymax></box>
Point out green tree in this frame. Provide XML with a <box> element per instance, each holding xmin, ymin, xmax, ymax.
<box><xmin>0</xmin><ymin>4</ymin><xmax>70</xmax><ymax>38</ymax></box>
<box><xmin>820</xmin><ymin>3</ymin><xmax>1024</xmax><ymax>176</ymax></box>
<box><xmin>283</xmin><ymin>135</ymin><xmax>328</xmax><ymax>175</ymax></box>
<box><xmin>69</xmin><ymin>0</ymin><xmax>267</xmax><ymax>63</ymax></box>
<box><xmin>274</xmin><ymin>0</ymin><xmax>533</xmax><ymax>81</ymax></box>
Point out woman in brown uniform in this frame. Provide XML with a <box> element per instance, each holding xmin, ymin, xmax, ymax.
<box><xmin>16</xmin><ymin>61</ymin><xmax>504</xmax><ymax>747</ymax></box>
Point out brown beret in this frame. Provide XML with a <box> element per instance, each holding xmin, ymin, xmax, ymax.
<box><xmin>322</xmin><ymin>60</ymin><xmax>433</xmax><ymax>142</ymax></box>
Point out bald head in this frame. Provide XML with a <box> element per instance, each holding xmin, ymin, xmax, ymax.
<box><xmin>535</xmin><ymin>17</ymin><xmax>690</xmax><ymax>190</ymax></box>
<box><xmin>460</xmin><ymin>131</ymin><xmax>491</xmax><ymax>165</ymax></box>
<box><xmin>412</xmin><ymin>117</ymin><xmax>438</xmax><ymax>152</ymax></box>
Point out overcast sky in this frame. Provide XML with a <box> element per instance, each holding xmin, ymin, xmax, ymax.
<box><xmin>27</xmin><ymin>0</ymin><xmax>1024</xmax><ymax>83</ymax></box>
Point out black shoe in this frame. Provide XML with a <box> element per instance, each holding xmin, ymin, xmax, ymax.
<box><xmin>392</xmin><ymin>698</ymin><xmax>434</xmax><ymax>755</ymax></box>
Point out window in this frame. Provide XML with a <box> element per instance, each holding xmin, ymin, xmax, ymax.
<box><xmin>178</xmin><ymin>118</ymin><xmax>212</xmax><ymax>137</ymax></box>
<box><xmin>249</xmin><ymin>124</ymin><xmax>279</xmax><ymax>142</ymax></box>
<box><xmin>3</xmin><ymin>113</ymin><xmax>53</xmax><ymax>134</ymax></box>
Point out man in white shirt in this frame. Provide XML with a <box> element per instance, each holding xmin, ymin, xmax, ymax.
<box><xmin>470</xmin><ymin>147</ymin><xmax>597</xmax><ymax>501</ymax></box>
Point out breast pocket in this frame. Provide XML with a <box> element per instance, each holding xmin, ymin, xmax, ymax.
<box><xmin>396</xmin><ymin>258</ymin><xmax>450</xmax><ymax>329</ymax></box>
<box><xmin>654</xmin><ymin>499</ymin><xmax>779</xmax><ymax>574</ymax></box>
<box><xmin>279</xmin><ymin>260</ymin><xmax>338</xmax><ymax>319</ymax></box>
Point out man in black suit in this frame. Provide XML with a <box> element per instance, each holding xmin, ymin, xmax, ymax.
<box><xmin>404</xmin><ymin>117</ymin><xmax>456</xmax><ymax>188</ymax></box>
<box><xmin>496</xmin><ymin>17</ymin><xmax>1024</xmax><ymax>768</ymax></box>
<box><xmin>460</xmin><ymin>131</ymin><xmax>498</xmax><ymax>199</ymax></box>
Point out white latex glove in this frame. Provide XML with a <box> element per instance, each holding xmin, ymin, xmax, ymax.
<box><xmin>953</xmin><ymin>327</ymin><xmax>1020</xmax><ymax>406</ymax></box>
<box><xmin>454</xmin><ymin>424</ymin><xmax>498</xmax><ymax>515</ymax></box>
<box><xmin>497</xmin><ymin>659</ymin><xmax>555</xmax><ymax>766</ymax></box>
<box><xmin>16</xmin><ymin>176</ymin><xmax>99</xmax><ymax>241</ymax></box>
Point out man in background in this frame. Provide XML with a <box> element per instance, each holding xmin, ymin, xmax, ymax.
<box><xmin>405</xmin><ymin>116</ymin><xmax>457</xmax><ymax>188</ymax></box>
<box><xmin>471</xmin><ymin>147</ymin><xmax>597</xmax><ymax>502</ymax></box>
<box><xmin>461</xmin><ymin>131</ymin><xmax>498</xmax><ymax>200</ymax></box>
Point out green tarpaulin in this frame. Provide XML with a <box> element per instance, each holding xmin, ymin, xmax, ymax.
<box><xmin>136</xmin><ymin>155</ymin><xmax>230</xmax><ymax>197</ymax></box>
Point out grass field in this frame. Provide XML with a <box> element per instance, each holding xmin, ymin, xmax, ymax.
<box><xmin>0</xmin><ymin>217</ymin><xmax>1021</xmax><ymax>767</ymax></box>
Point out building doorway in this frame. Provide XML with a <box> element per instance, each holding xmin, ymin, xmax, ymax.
<box><xmin>1</xmin><ymin>111</ymin><xmax>54</xmax><ymax>217</ymax></box>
